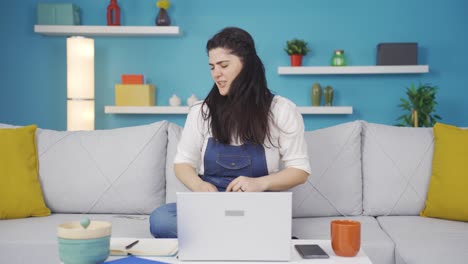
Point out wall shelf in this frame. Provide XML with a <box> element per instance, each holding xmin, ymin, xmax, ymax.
<box><xmin>105</xmin><ymin>106</ymin><xmax>189</xmax><ymax>114</ymax></box>
<box><xmin>34</xmin><ymin>25</ymin><xmax>181</xmax><ymax>37</ymax></box>
<box><xmin>278</xmin><ymin>65</ymin><xmax>429</xmax><ymax>75</ymax></box>
<box><xmin>104</xmin><ymin>106</ymin><xmax>353</xmax><ymax>115</ymax></box>
<box><xmin>297</xmin><ymin>106</ymin><xmax>353</xmax><ymax>114</ymax></box>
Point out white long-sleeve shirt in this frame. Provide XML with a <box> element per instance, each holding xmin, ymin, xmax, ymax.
<box><xmin>174</xmin><ymin>95</ymin><xmax>311</xmax><ymax>176</ymax></box>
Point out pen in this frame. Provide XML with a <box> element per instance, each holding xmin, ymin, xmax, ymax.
<box><xmin>125</xmin><ymin>240</ymin><xmax>139</xmax><ymax>250</ymax></box>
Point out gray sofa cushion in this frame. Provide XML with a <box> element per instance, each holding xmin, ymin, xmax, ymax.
<box><xmin>290</xmin><ymin>121</ymin><xmax>362</xmax><ymax>217</ymax></box>
<box><xmin>292</xmin><ymin>216</ymin><xmax>395</xmax><ymax>264</ymax></box>
<box><xmin>166</xmin><ymin>123</ymin><xmax>190</xmax><ymax>203</ymax></box>
<box><xmin>0</xmin><ymin>213</ymin><xmax>152</xmax><ymax>263</ymax></box>
<box><xmin>6</xmin><ymin>121</ymin><xmax>169</xmax><ymax>214</ymax></box>
<box><xmin>165</xmin><ymin>121</ymin><xmax>363</xmax><ymax>218</ymax></box>
<box><xmin>378</xmin><ymin>216</ymin><xmax>468</xmax><ymax>264</ymax></box>
<box><xmin>362</xmin><ymin>122</ymin><xmax>434</xmax><ymax>216</ymax></box>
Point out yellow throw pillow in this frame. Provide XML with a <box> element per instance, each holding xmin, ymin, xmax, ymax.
<box><xmin>0</xmin><ymin>125</ymin><xmax>51</xmax><ymax>219</ymax></box>
<box><xmin>420</xmin><ymin>122</ymin><xmax>468</xmax><ymax>221</ymax></box>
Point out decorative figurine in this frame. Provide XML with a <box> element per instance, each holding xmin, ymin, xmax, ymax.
<box><xmin>107</xmin><ymin>0</ymin><xmax>121</xmax><ymax>26</ymax></box>
<box><xmin>156</xmin><ymin>0</ymin><xmax>171</xmax><ymax>26</ymax></box>
<box><xmin>80</xmin><ymin>218</ymin><xmax>90</xmax><ymax>229</ymax></box>
<box><xmin>312</xmin><ymin>83</ymin><xmax>322</xmax><ymax>106</ymax></box>
<box><xmin>169</xmin><ymin>94</ymin><xmax>181</xmax><ymax>106</ymax></box>
<box><xmin>324</xmin><ymin>86</ymin><xmax>334</xmax><ymax>106</ymax></box>
<box><xmin>331</xmin><ymin>50</ymin><xmax>346</xmax><ymax>66</ymax></box>
<box><xmin>187</xmin><ymin>94</ymin><xmax>198</xmax><ymax>106</ymax></box>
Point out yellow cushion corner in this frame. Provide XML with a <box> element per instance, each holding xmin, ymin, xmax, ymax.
<box><xmin>420</xmin><ymin>122</ymin><xmax>468</xmax><ymax>222</ymax></box>
<box><xmin>0</xmin><ymin>125</ymin><xmax>51</xmax><ymax>219</ymax></box>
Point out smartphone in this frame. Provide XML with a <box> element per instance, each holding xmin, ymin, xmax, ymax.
<box><xmin>295</xmin><ymin>244</ymin><xmax>330</xmax><ymax>259</ymax></box>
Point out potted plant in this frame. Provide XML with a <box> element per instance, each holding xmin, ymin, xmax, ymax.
<box><xmin>156</xmin><ymin>0</ymin><xmax>171</xmax><ymax>26</ymax></box>
<box><xmin>284</xmin><ymin>39</ymin><xmax>310</xmax><ymax>66</ymax></box>
<box><xmin>396</xmin><ymin>83</ymin><xmax>442</xmax><ymax>127</ymax></box>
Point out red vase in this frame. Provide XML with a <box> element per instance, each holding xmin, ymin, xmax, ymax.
<box><xmin>107</xmin><ymin>0</ymin><xmax>121</xmax><ymax>26</ymax></box>
<box><xmin>290</xmin><ymin>55</ymin><xmax>303</xmax><ymax>67</ymax></box>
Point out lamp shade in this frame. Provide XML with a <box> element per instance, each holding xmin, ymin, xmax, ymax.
<box><xmin>67</xmin><ymin>100</ymin><xmax>95</xmax><ymax>131</ymax></box>
<box><xmin>66</xmin><ymin>36</ymin><xmax>94</xmax><ymax>131</ymax></box>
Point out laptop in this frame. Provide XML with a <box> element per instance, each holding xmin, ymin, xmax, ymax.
<box><xmin>177</xmin><ymin>192</ymin><xmax>292</xmax><ymax>261</ymax></box>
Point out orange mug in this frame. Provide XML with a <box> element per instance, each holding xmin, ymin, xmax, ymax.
<box><xmin>330</xmin><ymin>220</ymin><xmax>361</xmax><ymax>257</ymax></box>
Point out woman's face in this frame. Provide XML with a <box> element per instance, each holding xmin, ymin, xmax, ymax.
<box><xmin>208</xmin><ymin>47</ymin><xmax>243</xmax><ymax>96</ymax></box>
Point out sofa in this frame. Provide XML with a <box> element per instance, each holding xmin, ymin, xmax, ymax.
<box><xmin>1</xmin><ymin>120</ymin><xmax>467</xmax><ymax>264</ymax></box>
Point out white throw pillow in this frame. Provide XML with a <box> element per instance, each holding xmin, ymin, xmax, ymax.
<box><xmin>290</xmin><ymin>121</ymin><xmax>363</xmax><ymax>217</ymax></box>
<box><xmin>34</xmin><ymin>121</ymin><xmax>168</xmax><ymax>214</ymax></box>
<box><xmin>362</xmin><ymin>122</ymin><xmax>433</xmax><ymax>216</ymax></box>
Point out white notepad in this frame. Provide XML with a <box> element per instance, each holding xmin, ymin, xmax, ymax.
<box><xmin>110</xmin><ymin>238</ymin><xmax>178</xmax><ymax>256</ymax></box>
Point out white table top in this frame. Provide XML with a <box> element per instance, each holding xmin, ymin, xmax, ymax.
<box><xmin>107</xmin><ymin>239</ymin><xmax>372</xmax><ymax>264</ymax></box>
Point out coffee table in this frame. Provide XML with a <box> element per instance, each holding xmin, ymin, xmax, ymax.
<box><xmin>107</xmin><ymin>239</ymin><xmax>373</xmax><ymax>264</ymax></box>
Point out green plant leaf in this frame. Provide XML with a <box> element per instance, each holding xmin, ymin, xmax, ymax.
<box><xmin>395</xmin><ymin>83</ymin><xmax>441</xmax><ymax>127</ymax></box>
<box><xmin>284</xmin><ymin>38</ymin><xmax>310</xmax><ymax>55</ymax></box>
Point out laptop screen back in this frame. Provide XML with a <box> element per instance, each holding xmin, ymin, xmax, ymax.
<box><xmin>177</xmin><ymin>192</ymin><xmax>292</xmax><ymax>261</ymax></box>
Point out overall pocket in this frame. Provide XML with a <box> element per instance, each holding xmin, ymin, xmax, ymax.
<box><xmin>216</xmin><ymin>155</ymin><xmax>252</xmax><ymax>177</ymax></box>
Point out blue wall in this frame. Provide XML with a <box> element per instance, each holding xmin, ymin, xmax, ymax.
<box><xmin>1</xmin><ymin>0</ymin><xmax>467</xmax><ymax>131</ymax></box>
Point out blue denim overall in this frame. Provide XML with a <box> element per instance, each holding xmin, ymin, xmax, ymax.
<box><xmin>201</xmin><ymin>138</ymin><xmax>268</xmax><ymax>191</ymax></box>
<box><xmin>149</xmin><ymin>137</ymin><xmax>268</xmax><ymax>238</ymax></box>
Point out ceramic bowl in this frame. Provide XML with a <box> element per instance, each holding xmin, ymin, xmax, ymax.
<box><xmin>57</xmin><ymin>220</ymin><xmax>112</xmax><ymax>264</ymax></box>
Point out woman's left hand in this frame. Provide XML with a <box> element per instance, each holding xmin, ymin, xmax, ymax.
<box><xmin>225</xmin><ymin>176</ymin><xmax>268</xmax><ymax>192</ymax></box>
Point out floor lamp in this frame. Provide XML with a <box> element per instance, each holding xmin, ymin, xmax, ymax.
<box><xmin>67</xmin><ymin>36</ymin><xmax>94</xmax><ymax>131</ymax></box>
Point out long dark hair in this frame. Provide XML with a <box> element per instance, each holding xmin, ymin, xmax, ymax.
<box><xmin>203</xmin><ymin>27</ymin><xmax>273</xmax><ymax>145</ymax></box>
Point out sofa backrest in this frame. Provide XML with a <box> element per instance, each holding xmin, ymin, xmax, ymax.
<box><xmin>1</xmin><ymin>121</ymin><xmax>169</xmax><ymax>214</ymax></box>
<box><xmin>2</xmin><ymin>119</ymin><xmax>438</xmax><ymax>217</ymax></box>
<box><xmin>361</xmin><ymin>121</ymin><xmax>434</xmax><ymax>216</ymax></box>
<box><xmin>165</xmin><ymin>123</ymin><xmax>190</xmax><ymax>204</ymax></box>
<box><xmin>165</xmin><ymin>120</ymin><xmax>363</xmax><ymax>217</ymax></box>
<box><xmin>290</xmin><ymin>120</ymin><xmax>363</xmax><ymax>217</ymax></box>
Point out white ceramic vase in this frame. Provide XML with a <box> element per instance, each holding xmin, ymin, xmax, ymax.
<box><xmin>169</xmin><ymin>94</ymin><xmax>181</xmax><ymax>106</ymax></box>
<box><xmin>186</xmin><ymin>94</ymin><xmax>198</xmax><ymax>106</ymax></box>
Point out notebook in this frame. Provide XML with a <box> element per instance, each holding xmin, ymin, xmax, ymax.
<box><xmin>177</xmin><ymin>192</ymin><xmax>292</xmax><ymax>261</ymax></box>
<box><xmin>110</xmin><ymin>238</ymin><xmax>178</xmax><ymax>256</ymax></box>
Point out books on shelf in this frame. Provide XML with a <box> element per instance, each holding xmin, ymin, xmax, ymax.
<box><xmin>110</xmin><ymin>238</ymin><xmax>178</xmax><ymax>257</ymax></box>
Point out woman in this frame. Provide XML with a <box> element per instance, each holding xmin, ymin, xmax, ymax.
<box><xmin>150</xmin><ymin>27</ymin><xmax>311</xmax><ymax>238</ymax></box>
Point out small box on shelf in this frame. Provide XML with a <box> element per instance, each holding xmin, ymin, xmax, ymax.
<box><xmin>37</xmin><ymin>3</ymin><xmax>80</xmax><ymax>25</ymax></box>
<box><xmin>121</xmin><ymin>74</ymin><xmax>144</xmax><ymax>84</ymax></box>
<box><xmin>115</xmin><ymin>84</ymin><xmax>155</xmax><ymax>106</ymax></box>
<box><xmin>377</xmin><ymin>43</ymin><xmax>417</xmax><ymax>65</ymax></box>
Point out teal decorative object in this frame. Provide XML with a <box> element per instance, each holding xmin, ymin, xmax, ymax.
<box><xmin>331</xmin><ymin>50</ymin><xmax>346</xmax><ymax>66</ymax></box>
<box><xmin>57</xmin><ymin>220</ymin><xmax>112</xmax><ymax>264</ymax></box>
<box><xmin>312</xmin><ymin>83</ymin><xmax>322</xmax><ymax>106</ymax></box>
<box><xmin>80</xmin><ymin>218</ymin><xmax>90</xmax><ymax>229</ymax></box>
<box><xmin>58</xmin><ymin>236</ymin><xmax>110</xmax><ymax>264</ymax></box>
<box><xmin>37</xmin><ymin>3</ymin><xmax>80</xmax><ymax>25</ymax></box>
<box><xmin>324</xmin><ymin>86</ymin><xmax>334</xmax><ymax>106</ymax></box>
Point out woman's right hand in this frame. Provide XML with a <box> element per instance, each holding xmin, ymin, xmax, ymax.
<box><xmin>175</xmin><ymin>163</ymin><xmax>219</xmax><ymax>192</ymax></box>
<box><xmin>193</xmin><ymin>181</ymin><xmax>218</xmax><ymax>192</ymax></box>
